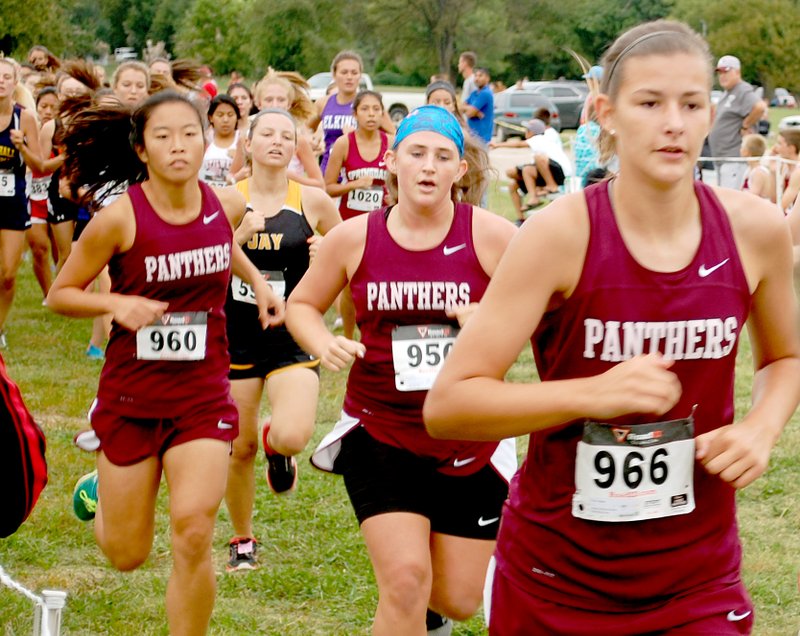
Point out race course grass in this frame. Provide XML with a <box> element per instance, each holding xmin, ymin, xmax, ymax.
<box><xmin>1</xmin><ymin>187</ymin><xmax>800</xmax><ymax>634</ymax></box>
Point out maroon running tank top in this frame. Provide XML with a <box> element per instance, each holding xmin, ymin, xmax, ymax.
<box><xmin>345</xmin><ymin>204</ymin><xmax>498</xmax><ymax>474</ymax></box>
<box><xmin>338</xmin><ymin>131</ymin><xmax>389</xmax><ymax>221</ymax></box>
<box><xmin>495</xmin><ymin>179</ymin><xmax>751</xmax><ymax>611</ymax></box>
<box><xmin>98</xmin><ymin>182</ymin><xmax>235</xmax><ymax>418</ymax></box>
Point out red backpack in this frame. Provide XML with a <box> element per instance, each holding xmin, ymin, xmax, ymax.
<box><xmin>0</xmin><ymin>355</ymin><xmax>47</xmax><ymax>537</ymax></box>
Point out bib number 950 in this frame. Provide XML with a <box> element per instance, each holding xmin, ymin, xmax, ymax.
<box><xmin>391</xmin><ymin>324</ymin><xmax>458</xmax><ymax>392</ymax></box>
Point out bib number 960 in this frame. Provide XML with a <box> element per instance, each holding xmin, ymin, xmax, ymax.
<box><xmin>136</xmin><ymin>312</ymin><xmax>208</xmax><ymax>361</ymax></box>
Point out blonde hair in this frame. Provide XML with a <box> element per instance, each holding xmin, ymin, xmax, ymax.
<box><xmin>112</xmin><ymin>61</ymin><xmax>150</xmax><ymax>89</ymax></box>
<box><xmin>597</xmin><ymin>20</ymin><xmax>711</xmax><ymax>163</ymax></box>
<box><xmin>742</xmin><ymin>134</ymin><xmax>766</xmax><ymax>157</ymax></box>
<box><xmin>254</xmin><ymin>68</ymin><xmax>314</xmax><ymax>124</ymax></box>
<box><xmin>0</xmin><ymin>58</ymin><xmax>19</xmax><ymax>82</ymax></box>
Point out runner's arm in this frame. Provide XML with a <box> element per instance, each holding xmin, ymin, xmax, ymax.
<box><xmin>424</xmin><ymin>198</ymin><xmax>682</xmax><ymax>441</ymax></box>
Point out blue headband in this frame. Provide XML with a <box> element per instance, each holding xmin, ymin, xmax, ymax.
<box><xmin>392</xmin><ymin>105</ymin><xmax>464</xmax><ymax>157</ymax></box>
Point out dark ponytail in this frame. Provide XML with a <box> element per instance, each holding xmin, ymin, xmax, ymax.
<box><xmin>61</xmin><ymin>90</ymin><xmax>203</xmax><ymax>204</ymax></box>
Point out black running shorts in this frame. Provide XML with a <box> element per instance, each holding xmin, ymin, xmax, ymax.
<box><xmin>334</xmin><ymin>426</ymin><xmax>508</xmax><ymax>540</ymax></box>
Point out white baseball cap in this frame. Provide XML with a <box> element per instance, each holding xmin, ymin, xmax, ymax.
<box><xmin>715</xmin><ymin>55</ymin><xmax>741</xmax><ymax>72</ymax></box>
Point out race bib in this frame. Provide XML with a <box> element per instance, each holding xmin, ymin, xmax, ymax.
<box><xmin>391</xmin><ymin>324</ymin><xmax>458</xmax><ymax>391</ymax></box>
<box><xmin>572</xmin><ymin>415</ymin><xmax>695</xmax><ymax>522</ymax></box>
<box><xmin>0</xmin><ymin>171</ymin><xmax>15</xmax><ymax>197</ymax></box>
<box><xmin>136</xmin><ymin>312</ymin><xmax>208</xmax><ymax>361</ymax></box>
<box><xmin>347</xmin><ymin>186</ymin><xmax>383</xmax><ymax>212</ymax></box>
<box><xmin>27</xmin><ymin>175</ymin><xmax>50</xmax><ymax>201</ymax></box>
<box><xmin>231</xmin><ymin>271</ymin><xmax>285</xmax><ymax>304</ymax></box>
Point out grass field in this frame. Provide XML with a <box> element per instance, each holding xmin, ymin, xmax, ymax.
<box><xmin>1</xmin><ymin>186</ymin><xmax>800</xmax><ymax>635</ymax></box>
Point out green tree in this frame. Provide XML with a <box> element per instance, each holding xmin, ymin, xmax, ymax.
<box><xmin>672</xmin><ymin>0</ymin><xmax>800</xmax><ymax>92</ymax></box>
<box><xmin>502</xmin><ymin>0</ymin><xmax>673</xmax><ymax>81</ymax></box>
<box><xmin>0</xmin><ymin>0</ymin><xmax>70</xmax><ymax>58</ymax></box>
<box><xmin>175</xmin><ymin>0</ymin><xmax>246</xmax><ymax>74</ymax></box>
<box><xmin>150</xmin><ymin>0</ymin><xmax>193</xmax><ymax>55</ymax></box>
<box><xmin>240</xmin><ymin>0</ymin><xmax>350</xmax><ymax>78</ymax></box>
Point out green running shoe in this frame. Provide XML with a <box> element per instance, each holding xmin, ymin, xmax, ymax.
<box><xmin>73</xmin><ymin>470</ymin><xmax>98</xmax><ymax>521</ymax></box>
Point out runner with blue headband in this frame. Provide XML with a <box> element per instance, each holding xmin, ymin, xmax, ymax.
<box><xmin>286</xmin><ymin>93</ymin><xmax>517</xmax><ymax>635</ymax></box>
<box><xmin>393</xmin><ymin>104</ymin><xmax>465</xmax><ymax>157</ymax></box>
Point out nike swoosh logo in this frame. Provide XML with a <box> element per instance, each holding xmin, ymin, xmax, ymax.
<box><xmin>698</xmin><ymin>258</ymin><xmax>729</xmax><ymax>278</ymax></box>
<box><xmin>443</xmin><ymin>243</ymin><xmax>467</xmax><ymax>256</ymax></box>
<box><xmin>478</xmin><ymin>516</ymin><xmax>499</xmax><ymax>527</ymax></box>
<box><xmin>203</xmin><ymin>211</ymin><xmax>220</xmax><ymax>225</ymax></box>
<box><xmin>453</xmin><ymin>456</ymin><xmax>475</xmax><ymax>468</ymax></box>
<box><xmin>726</xmin><ymin>609</ymin><xmax>751</xmax><ymax>622</ymax></box>
<box><xmin>217</xmin><ymin>420</ymin><xmax>233</xmax><ymax>430</ymax></box>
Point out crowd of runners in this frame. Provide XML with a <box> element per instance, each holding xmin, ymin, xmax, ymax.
<box><xmin>3</xmin><ymin>18</ymin><xmax>800</xmax><ymax>635</ymax></box>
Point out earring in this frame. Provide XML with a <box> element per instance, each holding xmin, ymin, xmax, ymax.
<box><xmin>609</xmin><ymin>129</ymin><xmax>616</xmax><ymax>136</ymax></box>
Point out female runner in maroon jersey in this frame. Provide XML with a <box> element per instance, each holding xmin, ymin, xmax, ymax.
<box><xmin>324</xmin><ymin>90</ymin><xmax>392</xmax><ymax>221</ymax></box>
<box><xmin>47</xmin><ymin>91</ymin><xmax>283</xmax><ymax>636</ymax></box>
<box><xmin>287</xmin><ymin>105</ymin><xmax>517</xmax><ymax>635</ymax></box>
<box><xmin>425</xmin><ymin>20</ymin><xmax>800</xmax><ymax>635</ymax></box>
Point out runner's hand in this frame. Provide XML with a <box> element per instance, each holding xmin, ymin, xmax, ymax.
<box><xmin>254</xmin><ymin>275</ymin><xmax>284</xmax><ymax>329</ymax></box>
<box><xmin>234</xmin><ymin>208</ymin><xmax>266</xmax><ymax>245</ymax></box>
<box><xmin>9</xmin><ymin>129</ymin><xmax>25</xmax><ymax>150</ymax></box>
<box><xmin>587</xmin><ymin>354</ymin><xmax>681</xmax><ymax>420</ymax></box>
<box><xmin>111</xmin><ymin>295</ymin><xmax>169</xmax><ymax>331</ymax></box>
<box><xmin>446</xmin><ymin>302</ymin><xmax>479</xmax><ymax>327</ymax></box>
<box><xmin>307</xmin><ymin>235</ymin><xmax>323</xmax><ymax>264</ymax></box>
<box><xmin>318</xmin><ymin>335</ymin><xmax>366</xmax><ymax>372</ymax></box>
<box><xmin>695</xmin><ymin>418</ymin><xmax>772</xmax><ymax>488</ymax></box>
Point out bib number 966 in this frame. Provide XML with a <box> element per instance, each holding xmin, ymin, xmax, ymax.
<box><xmin>592</xmin><ymin>448</ymin><xmax>669</xmax><ymax>489</ymax></box>
<box><xmin>572</xmin><ymin>418</ymin><xmax>695</xmax><ymax>522</ymax></box>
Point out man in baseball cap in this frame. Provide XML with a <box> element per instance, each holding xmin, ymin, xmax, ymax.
<box><xmin>715</xmin><ymin>55</ymin><xmax>741</xmax><ymax>72</ymax></box>
<box><xmin>709</xmin><ymin>54</ymin><xmax>765</xmax><ymax>189</ymax></box>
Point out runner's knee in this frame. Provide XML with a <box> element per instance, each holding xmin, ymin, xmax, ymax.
<box><xmin>379</xmin><ymin>559</ymin><xmax>431</xmax><ymax>614</ymax></box>
<box><xmin>100</xmin><ymin>535</ymin><xmax>151</xmax><ymax>572</ymax></box>
<box><xmin>171</xmin><ymin>513</ymin><xmax>215</xmax><ymax>563</ymax></box>
<box><xmin>430</xmin><ymin>582</ymin><xmax>483</xmax><ymax>621</ymax></box>
<box><xmin>268</xmin><ymin>423</ymin><xmax>311</xmax><ymax>456</ymax></box>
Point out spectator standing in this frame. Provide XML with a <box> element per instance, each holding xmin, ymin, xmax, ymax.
<box><xmin>458</xmin><ymin>52</ymin><xmax>477</xmax><ymax>102</ymax></box>
<box><xmin>464</xmin><ymin>68</ymin><xmax>494</xmax><ymax>145</ymax></box>
<box><xmin>708</xmin><ymin>55</ymin><xmax>765</xmax><ymax>189</ymax></box>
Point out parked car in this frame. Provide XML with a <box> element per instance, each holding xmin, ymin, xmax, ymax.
<box><xmin>493</xmin><ymin>89</ymin><xmax>561</xmax><ymax>141</ymax></box>
<box><xmin>779</xmin><ymin>115</ymin><xmax>800</xmax><ymax>130</ymax></box>
<box><xmin>515</xmin><ymin>80</ymin><xmax>588</xmax><ymax>129</ymax></box>
<box><xmin>771</xmin><ymin>87</ymin><xmax>797</xmax><ymax>108</ymax></box>
<box><xmin>307</xmin><ymin>72</ymin><xmax>426</xmax><ymax>124</ymax></box>
<box><xmin>113</xmin><ymin>47</ymin><xmax>137</xmax><ymax>62</ymax></box>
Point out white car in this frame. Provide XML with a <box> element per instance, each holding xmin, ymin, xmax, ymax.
<box><xmin>306</xmin><ymin>72</ymin><xmax>426</xmax><ymax>124</ymax></box>
<box><xmin>114</xmin><ymin>47</ymin><xmax>137</xmax><ymax>62</ymax></box>
<box><xmin>307</xmin><ymin>72</ymin><xmax>372</xmax><ymax>101</ymax></box>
